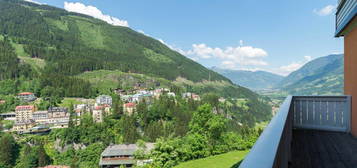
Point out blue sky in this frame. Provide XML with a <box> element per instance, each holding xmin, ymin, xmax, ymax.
<box><xmin>27</xmin><ymin>0</ymin><xmax>342</xmax><ymax>76</ymax></box>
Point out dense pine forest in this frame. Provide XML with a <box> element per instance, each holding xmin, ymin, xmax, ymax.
<box><xmin>0</xmin><ymin>0</ymin><xmax>228</xmax><ymax>82</ymax></box>
<box><xmin>0</xmin><ymin>0</ymin><xmax>273</xmax><ymax>168</ymax></box>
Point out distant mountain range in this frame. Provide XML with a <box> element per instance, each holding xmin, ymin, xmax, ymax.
<box><xmin>279</xmin><ymin>54</ymin><xmax>343</xmax><ymax>95</ymax></box>
<box><xmin>211</xmin><ymin>67</ymin><xmax>284</xmax><ymax>90</ymax></box>
<box><xmin>213</xmin><ymin>54</ymin><xmax>344</xmax><ymax>95</ymax></box>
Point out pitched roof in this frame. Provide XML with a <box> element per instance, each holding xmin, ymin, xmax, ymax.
<box><xmin>38</xmin><ymin>166</ymin><xmax>70</xmax><ymax>168</ymax></box>
<box><xmin>124</xmin><ymin>103</ymin><xmax>136</xmax><ymax>108</ymax></box>
<box><xmin>48</xmin><ymin>107</ymin><xmax>68</xmax><ymax>112</ymax></box>
<box><xmin>95</xmin><ymin>106</ymin><xmax>104</xmax><ymax>110</ymax></box>
<box><xmin>18</xmin><ymin>92</ymin><xmax>34</xmax><ymax>95</ymax></box>
<box><xmin>101</xmin><ymin>143</ymin><xmax>155</xmax><ymax>157</ymax></box>
<box><xmin>96</xmin><ymin>95</ymin><xmax>112</xmax><ymax>99</ymax></box>
<box><xmin>33</xmin><ymin>111</ymin><xmax>48</xmax><ymax>115</ymax></box>
<box><xmin>99</xmin><ymin>159</ymin><xmax>136</xmax><ymax>166</ymax></box>
<box><xmin>15</xmin><ymin>105</ymin><xmax>35</xmax><ymax>110</ymax></box>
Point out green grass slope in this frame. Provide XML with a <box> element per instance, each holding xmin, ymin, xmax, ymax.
<box><xmin>77</xmin><ymin>70</ymin><xmax>173</xmax><ymax>95</ymax></box>
<box><xmin>174</xmin><ymin>150</ymin><xmax>249</xmax><ymax>168</ymax></box>
<box><xmin>78</xmin><ymin>70</ymin><xmax>264</xmax><ymax>100</ymax></box>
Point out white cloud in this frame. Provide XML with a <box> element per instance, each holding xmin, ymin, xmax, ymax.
<box><xmin>277</xmin><ymin>56</ymin><xmax>313</xmax><ymax>76</ymax></box>
<box><xmin>182</xmin><ymin>43</ymin><xmax>268</xmax><ymax>66</ymax></box>
<box><xmin>137</xmin><ymin>30</ymin><xmax>146</xmax><ymax>35</ymax></box>
<box><xmin>279</xmin><ymin>63</ymin><xmax>303</xmax><ymax>74</ymax></box>
<box><xmin>239</xmin><ymin>40</ymin><xmax>244</xmax><ymax>46</ymax></box>
<box><xmin>304</xmin><ymin>56</ymin><xmax>312</xmax><ymax>62</ymax></box>
<box><xmin>240</xmin><ymin>67</ymin><xmax>265</xmax><ymax>72</ymax></box>
<box><xmin>330</xmin><ymin>51</ymin><xmax>343</xmax><ymax>55</ymax></box>
<box><xmin>158</xmin><ymin>39</ymin><xmax>177</xmax><ymax>50</ymax></box>
<box><xmin>64</xmin><ymin>2</ymin><xmax>129</xmax><ymax>27</ymax></box>
<box><xmin>314</xmin><ymin>5</ymin><xmax>336</xmax><ymax>16</ymax></box>
<box><xmin>132</xmin><ymin>36</ymin><xmax>311</xmax><ymax>77</ymax></box>
<box><xmin>24</xmin><ymin>0</ymin><xmax>44</xmax><ymax>5</ymax></box>
<box><xmin>156</xmin><ymin>38</ymin><xmax>193</xmax><ymax>58</ymax></box>
<box><xmin>221</xmin><ymin>61</ymin><xmax>237</xmax><ymax>70</ymax></box>
<box><xmin>189</xmin><ymin>57</ymin><xmax>200</xmax><ymax>61</ymax></box>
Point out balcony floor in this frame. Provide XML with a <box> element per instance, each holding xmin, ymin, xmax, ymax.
<box><xmin>290</xmin><ymin>129</ymin><xmax>357</xmax><ymax>168</ymax></box>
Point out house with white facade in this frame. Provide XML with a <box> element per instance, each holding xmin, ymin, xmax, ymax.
<box><xmin>96</xmin><ymin>95</ymin><xmax>112</xmax><ymax>106</ymax></box>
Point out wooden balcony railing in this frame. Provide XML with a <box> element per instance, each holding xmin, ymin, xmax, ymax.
<box><xmin>239</xmin><ymin>95</ymin><xmax>351</xmax><ymax>168</ymax></box>
<box><xmin>293</xmin><ymin>96</ymin><xmax>351</xmax><ymax>132</ymax></box>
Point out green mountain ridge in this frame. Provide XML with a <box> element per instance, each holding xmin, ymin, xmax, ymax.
<box><xmin>278</xmin><ymin>54</ymin><xmax>344</xmax><ymax>95</ymax></box>
<box><xmin>212</xmin><ymin>54</ymin><xmax>344</xmax><ymax>96</ymax></box>
<box><xmin>211</xmin><ymin>67</ymin><xmax>284</xmax><ymax>90</ymax></box>
<box><xmin>0</xmin><ymin>0</ymin><xmax>227</xmax><ymax>82</ymax></box>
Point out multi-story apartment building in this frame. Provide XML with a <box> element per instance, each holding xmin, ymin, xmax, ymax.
<box><xmin>12</xmin><ymin>120</ymin><xmax>36</xmax><ymax>133</ymax></box>
<box><xmin>123</xmin><ymin>103</ymin><xmax>136</xmax><ymax>116</ymax></box>
<box><xmin>32</xmin><ymin>111</ymin><xmax>49</xmax><ymax>125</ymax></box>
<box><xmin>48</xmin><ymin>107</ymin><xmax>70</xmax><ymax>128</ymax></box>
<box><xmin>92</xmin><ymin>105</ymin><xmax>111</xmax><ymax>123</ymax></box>
<box><xmin>74</xmin><ymin>104</ymin><xmax>92</xmax><ymax>117</ymax></box>
<box><xmin>15</xmin><ymin>105</ymin><xmax>36</xmax><ymax>122</ymax></box>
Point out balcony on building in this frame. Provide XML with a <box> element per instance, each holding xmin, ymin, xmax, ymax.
<box><xmin>239</xmin><ymin>96</ymin><xmax>356</xmax><ymax>168</ymax></box>
<box><xmin>239</xmin><ymin>1</ymin><xmax>357</xmax><ymax>167</ymax></box>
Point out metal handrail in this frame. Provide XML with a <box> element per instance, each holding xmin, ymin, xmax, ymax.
<box><xmin>239</xmin><ymin>96</ymin><xmax>293</xmax><ymax>168</ymax></box>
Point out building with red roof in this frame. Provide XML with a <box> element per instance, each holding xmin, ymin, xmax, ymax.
<box><xmin>123</xmin><ymin>103</ymin><xmax>136</xmax><ymax>116</ymax></box>
<box><xmin>18</xmin><ymin>92</ymin><xmax>33</xmax><ymax>95</ymax></box>
<box><xmin>15</xmin><ymin>105</ymin><xmax>36</xmax><ymax>123</ymax></box>
<box><xmin>17</xmin><ymin>92</ymin><xmax>36</xmax><ymax>102</ymax></box>
<box><xmin>93</xmin><ymin>105</ymin><xmax>111</xmax><ymax>123</ymax></box>
<box><xmin>38</xmin><ymin>165</ymin><xmax>70</xmax><ymax>168</ymax></box>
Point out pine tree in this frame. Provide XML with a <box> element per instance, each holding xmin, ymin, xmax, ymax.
<box><xmin>111</xmin><ymin>94</ymin><xmax>123</xmax><ymax>119</ymax></box>
<box><xmin>68</xmin><ymin>102</ymin><xmax>75</xmax><ymax>128</ymax></box>
<box><xmin>70</xmin><ymin>154</ymin><xmax>79</xmax><ymax>168</ymax></box>
<box><xmin>37</xmin><ymin>144</ymin><xmax>51</xmax><ymax>167</ymax></box>
<box><xmin>0</xmin><ymin>134</ymin><xmax>17</xmax><ymax>168</ymax></box>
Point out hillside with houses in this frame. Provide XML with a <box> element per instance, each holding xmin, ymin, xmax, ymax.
<box><xmin>0</xmin><ymin>78</ymin><xmax>271</xmax><ymax>167</ymax></box>
<box><xmin>2</xmin><ymin>87</ymin><xmax>204</xmax><ymax>133</ymax></box>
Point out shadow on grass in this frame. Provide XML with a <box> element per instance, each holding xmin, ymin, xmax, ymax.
<box><xmin>230</xmin><ymin>160</ymin><xmax>243</xmax><ymax>168</ymax></box>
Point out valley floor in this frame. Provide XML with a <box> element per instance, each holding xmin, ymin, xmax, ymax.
<box><xmin>174</xmin><ymin>150</ymin><xmax>249</xmax><ymax>168</ymax></box>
